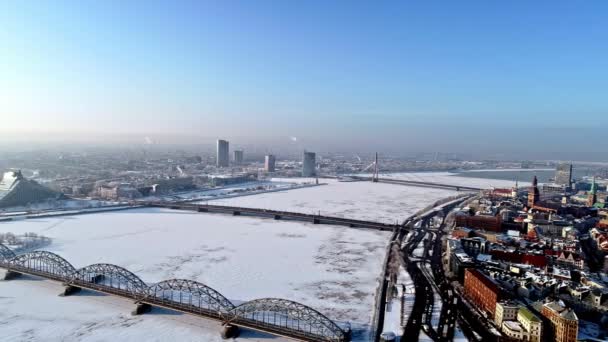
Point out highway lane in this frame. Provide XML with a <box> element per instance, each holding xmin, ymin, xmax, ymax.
<box><xmin>401</xmin><ymin>204</ymin><xmax>462</xmax><ymax>342</ymax></box>
<box><xmin>401</xmin><ymin>219</ymin><xmax>432</xmax><ymax>342</ymax></box>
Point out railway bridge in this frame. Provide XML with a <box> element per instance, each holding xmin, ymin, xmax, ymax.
<box><xmin>0</xmin><ymin>244</ymin><xmax>351</xmax><ymax>342</ymax></box>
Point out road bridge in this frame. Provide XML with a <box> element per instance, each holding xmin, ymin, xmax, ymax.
<box><xmin>146</xmin><ymin>202</ymin><xmax>400</xmax><ymax>231</ymax></box>
<box><xmin>350</xmin><ymin>176</ymin><xmax>482</xmax><ymax>192</ymax></box>
<box><xmin>0</xmin><ymin>245</ymin><xmax>351</xmax><ymax>342</ymax></box>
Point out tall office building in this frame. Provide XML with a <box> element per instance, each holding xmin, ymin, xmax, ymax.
<box><xmin>233</xmin><ymin>150</ymin><xmax>244</xmax><ymax>165</ymax></box>
<box><xmin>555</xmin><ymin>163</ymin><xmax>573</xmax><ymax>187</ymax></box>
<box><xmin>216</xmin><ymin>139</ymin><xmax>229</xmax><ymax>167</ymax></box>
<box><xmin>302</xmin><ymin>151</ymin><xmax>316</xmax><ymax>177</ymax></box>
<box><xmin>265</xmin><ymin>155</ymin><xmax>276</xmax><ymax>172</ymax></box>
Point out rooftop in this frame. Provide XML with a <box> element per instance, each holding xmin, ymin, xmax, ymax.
<box><xmin>544</xmin><ymin>301</ymin><xmax>578</xmax><ymax>321</ymax></box>
<box><xmin>0</xmin><ymin>171</ymin><xmax>22</xmax><ymax>200</ymax></box>
<box><xmin>518</xmin><ymin>307</ymin><xmax>540</xmax><ymax>322</ymax></box>
<box><xmin>503</xmin><ymin>321</ymin><xmax>523</xmax><ymax>332</ymax></box>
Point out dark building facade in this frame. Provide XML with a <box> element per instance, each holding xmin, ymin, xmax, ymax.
<box><xmin>0</xmin><ymin>171</ymin><xmax>61</xmax><ymax>208</ymax></box>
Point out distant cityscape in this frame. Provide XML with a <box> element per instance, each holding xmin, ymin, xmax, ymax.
<box><xmin>2</xmin><ymin>143</ymin><xmax>608</xmax><ymax>342</ymax></box>
<box><xmin>1</xmin><ymin>139</ymin><xmax>607</xmax><ymax>207</ymax></box>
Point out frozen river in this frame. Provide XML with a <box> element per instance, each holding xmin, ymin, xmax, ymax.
<box><xmin>0</xmin><ymin>207</ymin><xmax>390</xmax><ymax>341</ymax></box>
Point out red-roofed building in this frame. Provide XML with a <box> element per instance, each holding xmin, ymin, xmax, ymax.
<box><xmin>464</xmin><ymin>268</ymin><xmax>502</xmax><ymax>318</ymax></box>
<box><xmin>456</xmin><ymin>214</ymin><xmax>502</xmax><ymax>232</ymax></box>
<box><xmin>488</xmin><ymin>188</ymin><xmax>514</xmax><ymax>199</ymax></box>
<box><xmin>522</xmin><ymin>254</ymin><xmax>547</xmax><ymax>268</ymax></box>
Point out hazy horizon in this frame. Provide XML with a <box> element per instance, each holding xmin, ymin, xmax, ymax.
<box><xmin>1</xmin><ymin>1</ymin><xmax>607</xmax><ymax>160</ymax></box>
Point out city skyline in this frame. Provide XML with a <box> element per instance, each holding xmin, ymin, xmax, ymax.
<box><xmin>1</xmin><ymin>1</ymin><xmax>607</xmax><ymax>160</ymax></box>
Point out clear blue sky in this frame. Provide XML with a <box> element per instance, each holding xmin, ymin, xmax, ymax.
<box><xmin>1</xmin><ymin>1</ymin><xmax>607</xmax><ymax>159</ymax></box>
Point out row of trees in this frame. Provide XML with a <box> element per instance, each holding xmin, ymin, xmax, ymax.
<box><xmin>0</xmin><ymin>232</ymin><xmax>52</xmax><ymax>251</ymax></box>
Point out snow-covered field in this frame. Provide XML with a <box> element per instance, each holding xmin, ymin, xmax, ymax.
<box><xmin>0</xmin><ymin>208</ymin><xmax>390</xmax><ymax>341</ymax></box>
<box><xmin>203</xmin><ymin>178</ymin><xmax>458</xmax><ymax>224</ymax></box>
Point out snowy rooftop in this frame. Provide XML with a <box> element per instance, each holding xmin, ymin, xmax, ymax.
<box><xmin>0</xmin><ymin>171</ymin><xmax>20</xmax><ymax>200</ymax></box>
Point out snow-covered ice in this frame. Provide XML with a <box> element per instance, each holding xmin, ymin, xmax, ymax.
<box><xmin>372</xmin><ymin>171</ymin><xmax>530</xmax><ymax>189</ymax></box>
<box><xmin>0</xmin><ymin>177</ymin><xmax>494</xmax><ymax>341</ymax></box>
<box><xmin>139</xmin><ymin>180</ymin><xmax>315</xmax><ymax>203</ymax></box>
<box><xmin>0</xmin><ymin>208</ymin><xmax>391</xmax><ymax>340</ymax></box>
<box><xmin>0</xmin><ymin>276</ymin><xmax>284</xmax><ymax>342</ymax></box>
<box><xmin>203</xmin><ymin>178</ymin><xmax>458</xmax><ymax>224</ymax></box>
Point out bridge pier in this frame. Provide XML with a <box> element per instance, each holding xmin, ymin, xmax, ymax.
<box><xmin>61</xmin><ymin>285</ymin><xmax>81</xmax><ymax>296</ymax></box>
<box><xmin>274</xmin><ymin>214</ymin><xmax>281</xmax><ymax>220</ymax></box>
<box><xmin>232</xmin><ymin>211</ymin><xmax>241</xmax><ymax>216</ymax></box>
<box><xmin>313</xmin><ymin>218</ymin><xmax>320</xmax><ymax>224</ymax></box>
<box><xmin>197</xmin><ymin>207</ymin><xmax>208</xmax><ymax>212</ymax></box>
<box><xmin>131</xmin><ymin>303</ymin><xmax>152</xmax><ymax>315</ymax></box>
<box><xmin>1</xmin><ymin>270</ymin><xmax>21</xmax><ymax>280</ymax></box>
<box><xmin>220</xmin><ymin>324</ymin><xmax>240</xmax><ymax>339</ymax></box>
<box><xmin>170</xmin><ymin>205</ymin><xmax>180</xmax><ymax>210</ymax></box>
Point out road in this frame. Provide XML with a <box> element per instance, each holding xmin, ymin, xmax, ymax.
<box><xmin>398</xmin><ymin>201</ymin><xmax>469</xmax><ymax>342</ymax></box>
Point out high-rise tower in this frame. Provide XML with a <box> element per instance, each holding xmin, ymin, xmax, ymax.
<box><xmin>302</xmin><ymin>151</ymin><xmax>316</xmax><ymax>177</ymax></box>
<box><xmin>265</xmin><ymin>155</ymin><xmax>276</xmax><ymax>172</ymax></box>
<box><xmin>216</xmin><ymin>140</ymin><xmax>229</xmax><ymax>167</ymax></box>
<box><xmin>233</xmin><ymin>150</ymin><xmax>244</xmax><ymax>165</ymax></box>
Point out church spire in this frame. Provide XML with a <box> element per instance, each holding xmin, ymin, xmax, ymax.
<box><xmin>588</xmin><ymin>176</ymin><xmax>598</xmax><ymax>207</ymax></box>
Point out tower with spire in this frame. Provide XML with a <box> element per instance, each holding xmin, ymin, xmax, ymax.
<box><xmin>587</xmin><ymin>177</ymin><xmax>598</xmax><ymax>207</ymax></box>
<box><xmin>512</xmin><ymin>179</ymin><xmax>519</xmax><ymax>198</ymax></box>
<box><xmin>528</xmin><ymin>175</ymin><xmax>540</xmax><ymax>208</ymax></box>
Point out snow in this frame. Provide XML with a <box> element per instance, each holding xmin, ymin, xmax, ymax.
<box><xmin>460</xmin><ymin>168</ymin><xmax>553</xmax><ymax>173</ymax></box>
<box><xmin>424</xmin><ymin>264</ymin><xmax>442</xmax><ymax>328</ymax></box>
<box><xmin>412</xmin><ymin>233</ymin><xmax>429</xmax><ymax>259</ymax></box>
<box><xmin>372</xmin><ymin>171</ymin><xmax>529</xmax><ymax>190</ymax></box>
<box><xmin>0</xmin><ymin>176</ymin><xmax>496</xmax><ymax>341</ymax></box>
<box><xmin>139</xmin><ymin>180</ymin><xmax>316</xmax><ymax>202</ymax></box>
<box><xmin>381</xmin><ymin>267</ymin><xmax>414</xmax><ymax>342</ymax></box>
<box><xmin>0</xmin><ymin>276</ymin><xmax>284</xmax><ymax>342</ymax></box>
<box><xmin>419</xmin><ymin>331</ymin><xmax>433</xmax><ymax>342</ymax></box>
<box><xmin>453</xmin><ymin>324</ymin><xmax>469</xmax><ymax>342</ymax></box>
<box><xmin>0</xmin><ymin>208</ymin><xmax>391</xmax><ymax>341</ymax></box>
<box><xmin>202</xmin><ymin>178</ymin><xmax>458</xmax><ymax>224</ymax></box>
<box><xmin>0</xmin><ymin>199</ymin><xmax>124</xmax><ymax>215</ymax></box>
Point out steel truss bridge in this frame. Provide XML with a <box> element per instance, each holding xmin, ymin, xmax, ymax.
<box><xmin>0</xmin><ymin>244</ymin><xmax>350</xmax><ymax>342</ymax></box>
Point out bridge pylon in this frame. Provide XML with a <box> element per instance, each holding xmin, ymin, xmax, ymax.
<box><xmin>372</xmin><ymin>152</ymin><xmax>379</xmax><ymax>182</ymax></box>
